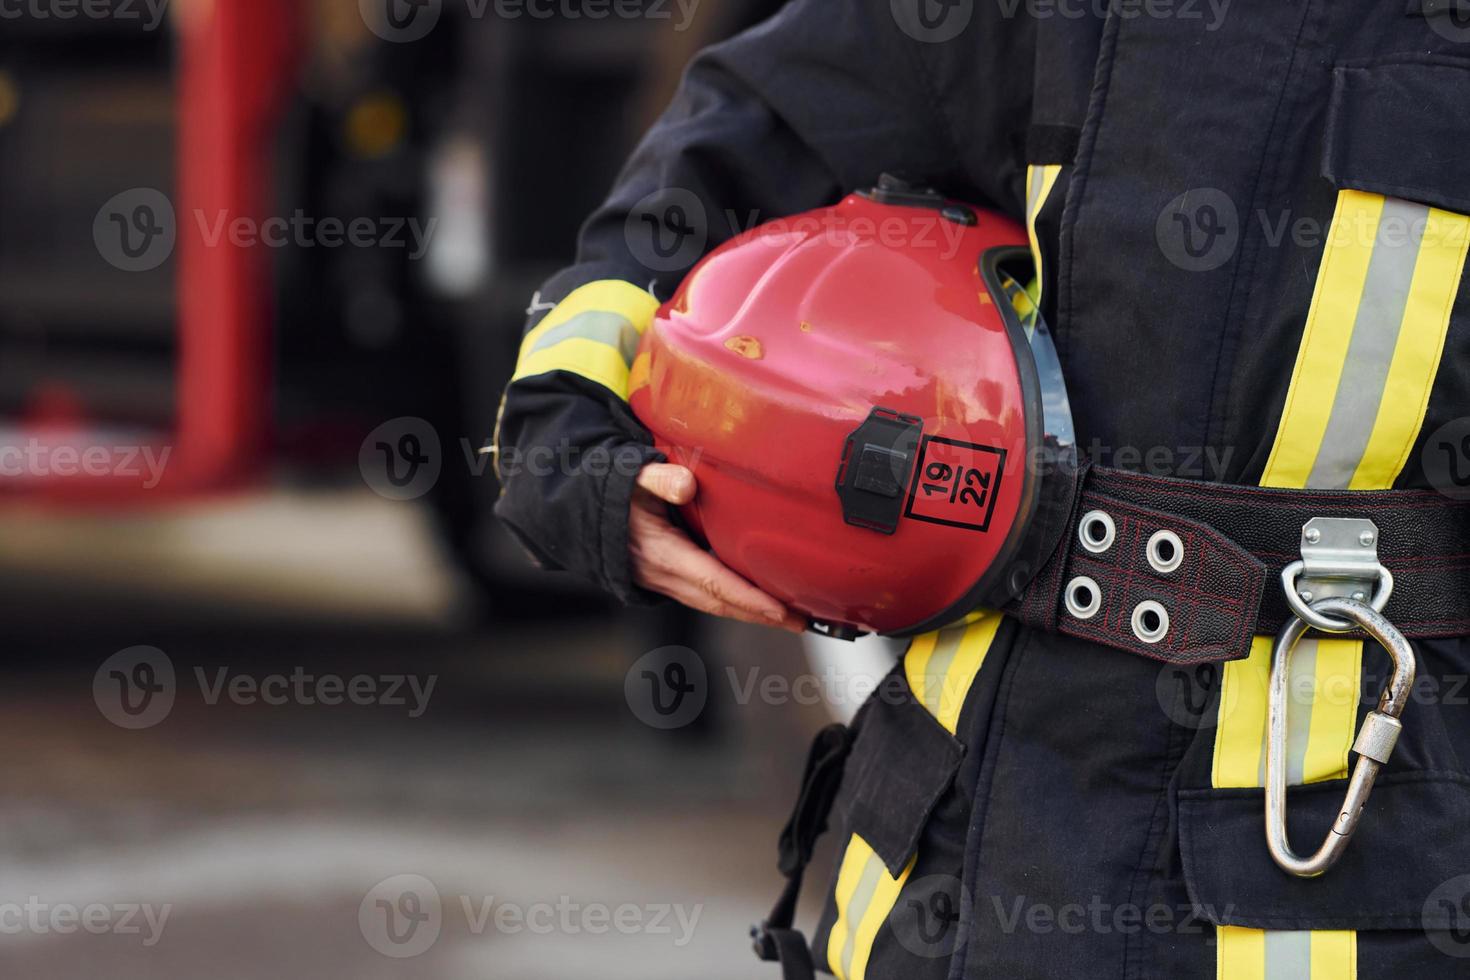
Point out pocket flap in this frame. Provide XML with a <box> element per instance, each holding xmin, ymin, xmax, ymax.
<box><xmin>845</xmin><ymin>674</ymin><xmax>965</xmax><ymax>877</ymax></box>
<box><xmin>1178</xmin><ymin>771</ymin><xmax>1470</xmax><ymax>930</ymax></box>
<box><xmin>1323</xmin><ymin>58</ymin><xmax>1470</xmax><ymax>214</ymax></box>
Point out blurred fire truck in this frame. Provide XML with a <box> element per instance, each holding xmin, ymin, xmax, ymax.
<box><xmin>0</xmin><ymin>0</ymin><xmax>783</xmax><ymax>618</ymax></box>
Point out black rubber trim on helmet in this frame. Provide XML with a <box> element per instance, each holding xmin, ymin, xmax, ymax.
<box><xmin>888</xmin><ymin>245</ymin><xmax>1079</xmax><ymax>638</ymax></box>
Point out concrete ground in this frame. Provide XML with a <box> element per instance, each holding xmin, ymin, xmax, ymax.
<box><xmin>0</xmin><ymin>487</ymin><xmax>837</xmax><ymax>978</ymax></box>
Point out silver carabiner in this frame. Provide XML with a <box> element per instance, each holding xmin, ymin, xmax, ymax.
<box><xmin>1266</xmin><ymin>595</ymin><xmax>1416</xmax><ymax>877</ymax></box>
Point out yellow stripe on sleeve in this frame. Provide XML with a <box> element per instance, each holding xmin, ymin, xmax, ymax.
<box><xmin>510</xmin><ymin>280</ymin><xmax>661</xmax><ymax>398</ymax></box>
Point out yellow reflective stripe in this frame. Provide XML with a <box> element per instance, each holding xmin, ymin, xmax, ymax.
<box><xmin>1260</xmin><ymin>191</ymin><xmax>1384</xmax><ymax>489</ymax></box>
<box><xmin>1218</xmin><ymin>925</ymin><xmax>1266</xmax><ymax>980</ymax></box>
<box><xmin>512</xmin><ymin>337</ymin><xmax>635</xmax><ymax>398</ymax></box>
<box><xmin>827</xmin><ymin>835</ymin><xmax>869</xmax><ymax>980</ymax></box>
<box><xmin>510</xmin><ymin>280</ymin><xmax>660</xmax><ymax>398</ymax></box>
<box><xmin>849</xmin><ymin>854</ymin><xmax>913</xmax><ymax>980</ymax></box>
<box><xmin>1349</xmin><ymin>206</ymin><xmax>1470</xmax><ymax>489</ymax></box>
<box><xmin>1309</xmin><ymin>930</ymin><xmax>1356</xmax><ymax>979</ymax></box>
<box><xmin>1301</xmin><ymin>638</ymin><xmax>1361</xmax><ymax>784</ymax></box>
<box><xmin>903</xmin><ymin>610</ymin><xmax>1004</xmax><ymax>735</ymax></box>
<box><xmin>1218</xmin><ymin>928</ymin><xmax>1355</xmax><ymax>980</ymax></box>
<box><xmin>1212</xmin><ymin>636</ymin><xmax>1272</xmax><ymax>788</ymax></box>
<box><xmin>520</xmin><ymin>280</ymin><xmax>659</xmax><ymax>349</ymax></box>
<box><xmin>1217</xmin><ymin>189</ymin><xmax>1464</xmax><ymax>978</ymax></box>
<box><xmin>1026</xmin><ymin>164</ymin><xmax>1062</xmax><ymax>309</ymax></box>
<box><xmin>628</xmin><ymin>350</ymin><xmax>652</xmax><ymax>398</ymax></box>
<box><xmin>825</xmin><ymin>834</ymin><xmax>915</xmax><ymax>980</ymax></box>
<box><xmin>1226</xmin><ymin>636</ymin><xmax>1359</xmax><ymax>788</ymax></box>
<box><xmin>936</xmin><ymin>613</ymin><xmax>1002</xmax><ymax>733</ymax></box>
<box><xmin>903</xmin><ymin>629</ymin><xmax>940</xmax><ymax>707</ymax></box>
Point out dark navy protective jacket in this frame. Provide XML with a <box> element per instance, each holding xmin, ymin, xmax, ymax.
<box><xmin>494</xmin><ymin>2</ymin><xmax>1470</xmax><ymax>976</ymax></box>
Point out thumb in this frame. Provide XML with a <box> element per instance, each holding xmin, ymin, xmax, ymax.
<box><xmin>636</xmin><ymin>463</ymin><xmax>697</xmax><ymax>506</ymax></box>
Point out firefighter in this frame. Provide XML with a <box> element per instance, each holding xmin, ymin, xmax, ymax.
<box><xmin>493</xmin><ymin>1</ymin><xmax>1470</xmax><ymax>976</ymax></box>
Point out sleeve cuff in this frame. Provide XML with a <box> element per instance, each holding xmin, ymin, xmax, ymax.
<box><xmin>599</xmin><ymin>442</ymin><xmax>669</xmax><ymax>606</ymax></box>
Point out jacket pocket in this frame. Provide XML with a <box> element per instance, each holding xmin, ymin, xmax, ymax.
<box><xmin>814</xmin><ymin>667</ymin><xmax>967</xmax><ymax>980</ymax></box>
<box><xmin>841</xmin><ymin>675</ymin><xmax>965</xmax><ymax>877</ymax></box>
<box><xmin>1323</xmin><ymin>56</ymin><xmax>1470</xmax><ymax>214</ymax></box>
<box><xmin>1178</xmin><ymin>771</ymin><xmax>1470</xmax><ymax>932</ymax></box>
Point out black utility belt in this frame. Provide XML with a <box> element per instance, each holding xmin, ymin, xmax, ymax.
<box><xmin>1006</xmin><ymin>464</ymin><xmax>1470</xmax><ymax>666</ymax></box>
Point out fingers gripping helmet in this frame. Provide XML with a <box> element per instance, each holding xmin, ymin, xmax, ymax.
<box><xmin>629</xmin><ymin>178</ymin><xmax>1076</xmax><ymax>638</ymax></box>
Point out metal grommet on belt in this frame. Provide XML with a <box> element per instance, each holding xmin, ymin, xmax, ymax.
<box><xmin>1064</xmin><ymin>576</ymin><xmax>1102</xmax><ymax>620</ymax></box>
<box><xmin>1146</xmin><ymin>529</ymin><xmax>1184</xmax><ymax>575</ymax></box>
<box><xmin>1131</xmin><ymin>600</ymin><xmax>1169</xmax><ymax>643</ymax></box>
<box><xmin>1079</xmin><ymin>510</ymin><xmax>1116</xmax><ymax>554</ymax></box>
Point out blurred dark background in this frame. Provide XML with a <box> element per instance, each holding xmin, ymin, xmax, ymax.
<box><xmin>0</xmin><ymin>1</ymin><xmax>882</xmax><ymax>975</ymax></box>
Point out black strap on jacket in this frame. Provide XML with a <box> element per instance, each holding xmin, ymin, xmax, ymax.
<box><xmin>1006</xmin><ymin>462</ymin><xmax>1470</xmax><ymax>665</ymax></box>
<box><xmin>752</xmin><ymin>723</ymin><xmax>854</xmax><ymax>980</ymax></box>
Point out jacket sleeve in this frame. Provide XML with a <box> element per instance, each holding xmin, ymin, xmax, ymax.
<box><xmin>492</xmin><ymin>0</ymin><xmax>1034</xmax><ymax>603</ymax></box>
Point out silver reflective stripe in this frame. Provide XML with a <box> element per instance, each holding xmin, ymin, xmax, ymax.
<box><xmin>1306</xmin><ymin>198</ymin><xmax>1429</xmax><ymax>489</ymax></box>
<box><xmin>840</xmin><ymin>852</ymin><xmax>885</xmax><ymax>979</ymax></box>
<box><xmin>1258</xmin><ymin>638</ymin><xmax>1320</xmax><ymax>787</ymax></box>
<box><xmin>920</xmin><ymin>625</ymin><xmax>967</xmax><ymax>718</ymax></box>
<box><xmin>526</xmin><ymin>310</ymin><xmax>641</xmax><ymax>365</ymax></box>
<box><xmin>1264</xmin><ymin>929</ymin><xmax>1313</xmax><ymax>978</ymax></box>
<box><xmin>1283</xmin><ymin>639</ymin><xmax>1318</xmax><ymax>787</ymax></box>
<box><xmin>1027</xmin><ymin>166</ymin><xmax>1047</xmax><ymax>215</ymax></box>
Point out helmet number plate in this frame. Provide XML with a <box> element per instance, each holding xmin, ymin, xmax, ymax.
<box><xmin>903</xmin><ymin>436</ymin><xmax>1006</xmax><ymax>533</ymax></box>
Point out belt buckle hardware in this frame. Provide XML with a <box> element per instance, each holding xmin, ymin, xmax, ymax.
<box><xmin>1267</xmin><ymin>518</ymin><xmax>1416</xmax><ymax>878</ymax></box>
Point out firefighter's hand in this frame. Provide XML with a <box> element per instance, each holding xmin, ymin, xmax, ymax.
<box><xmin>630</xmin><ymin>463</ymin><xmax>807</xmax><ymax>633</ymax></box>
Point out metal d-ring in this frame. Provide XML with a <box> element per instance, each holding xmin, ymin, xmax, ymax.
<box><xmin>1281</xmin><ymin>559</ymin><xmax>1394</xmax><ymax>633</ymax></box>
<box><xmin>1266</xmin><ymin>595</ymin><xmax>1416</xmax><ymax>877</ymax></box>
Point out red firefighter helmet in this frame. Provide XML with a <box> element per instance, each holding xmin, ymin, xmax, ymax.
<box><xmin>630</xmin><ymin>178</ymin><xmax>1076</xmax><ymax>638</ymax></box>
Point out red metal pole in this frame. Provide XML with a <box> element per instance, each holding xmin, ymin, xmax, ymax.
<box><xmin>174</xmin><ymin>0</ymin><xmax>301</xmax><ymax>490</ymax></box>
